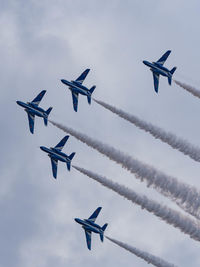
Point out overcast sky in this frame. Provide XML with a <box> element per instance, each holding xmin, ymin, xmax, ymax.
<box><xmin>1</xmin><ymin>1</ymin><xmax>200</xmax><ymax>266</ymax></box>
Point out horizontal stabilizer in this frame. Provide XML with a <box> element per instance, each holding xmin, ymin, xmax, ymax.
<box><xmin>170</xmin><ymin>66</ymin><xmax>177</xmax><ymax>75</ymax></box>
<box><xmin>44</xmin><ymin>117</ymin><xmax>48</xmax><ymax>126</ymax></box>
<box><xmin>87</xmin><ymin>95</ymin><xmax>91</xmax><ymax>104</ymax></box>
<box><xmin>46</xmin><ymin>107</ymin><xmax>53</xmax><ymax>115</ymax></box>
<box><xmin>102</xmin><ymin>223</ymin><xmax>108</xmax><ymax>232</ymax></box>
<box><xmin>89</xmin><ymin>85</ymin><xmax>96</xmax><ymax>94</ymax></box>
<box><xmin>69</xmin><ymin>152</ymin><xmax>76</xmax><ymax>160</ymax></box>
<box><xmin>100</xmin><ymin>232</ymin><xmax>104</xmax><ymax>242</ymax></box>
<box><xmin>66</xmin><ymin>162</ymin><xmax>71</xmax><ymax>171</ymax></box>
<box><xmin>168</xmin><ymin>77</ymin><xmax>172</xmax><ymax>85</ymax></box>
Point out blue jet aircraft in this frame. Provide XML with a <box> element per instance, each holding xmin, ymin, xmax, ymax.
<box><xmin>61</xmin><ymin>69</ymin><xmax>96</xmax><ymax>112</ymax></box>
<box><xmin>16</xmin><ymin>90</ymin><xmax>52</xmax><ymax>134</ymax></box>
<box><xmin>75</xmin><ymin>207</ymin><xmax>108</xmax><ymax>250</ymax></box>
<box><xmin>40</xmin><ymin>136</ymin><xmax>75</xmax><ymax>179</ymax></box>
<box><xmin>143</xmin><ymin>50</ymin><xmax>177</xmax><ymax>93</ymax></box>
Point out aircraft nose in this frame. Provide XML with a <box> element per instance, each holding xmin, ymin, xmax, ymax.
<box><xmin>74</xmin><ymin>218</ymin><xmax>80</xmax><ymax>223</ymax></box>
<box><xmin>143</xmin><ymin>60</ymin><xmax>147</xmax><ymax>65</ymax></box>
<box><xmin>40</xmin><ymin>146</ymin><xmax>45</xmax><ymax>151</ymax></box>
<box><xmin>61</xmin><ymin>79</ymin><xmax>65</xmax><ymax>84</ymax></box>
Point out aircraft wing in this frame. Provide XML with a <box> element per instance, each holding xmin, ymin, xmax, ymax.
<box><xmin>84</xmin><ymin>229</ymin><xmax>92</xmax><ymax>250</ymax></box>
<box><xmin>54</xmin><ymin>136</ymin><xmax>69</xmax><ymax>151</ymax></box>
<box><xmin>152</xmin><ymin>72</ymin><xmax>160</xmax><ymax>93</ymax></box>
<box><xmin>27</xmin><ymin>112</ymin><xmax>35</xmax><ymax>134</ymax></box>
<box><xmin>31</xmin><ymin>90</ymin><xmax>46</xmax><ymax>106</ymax></box>
<box><xmin>71</xmin><ymin>91</ymin><xmax>79</xmax><ymax>112</ymax></box>
<box><xmin>156</xmin><ymin>50</ymin><xmax>171</xmax><ymax>66</ymax></box>
<box><xmin>88</xmin><ymin>207</ymin><xmax>102</xmax><ymax>222</ymax></box>
<box><xmin>75</xmin><ymin>69</ymin><xmax>90</xmax><ymax>84</ymax></box>
<box><xmin>50</xmin><ymin>157</ymin><xmax>58</xmax><ymax>179</ymax></box>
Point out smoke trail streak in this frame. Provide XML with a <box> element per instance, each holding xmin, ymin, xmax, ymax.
<box><xmin>50</xmin><ymin>120</ymin><xmax>200</xmax><ymax>219</ymax></box>
<box><xmin>73</xmin><ymin>165</ymin><xmax>200</xmax><ymax>242</ymax></box>
<box><xmin>106</xmin><ymin>236</ymin><xmax>177</xmax><ymax>267</ymax></box>
<box><xmin>93</xmin><ymin>98</ymin><xmax>200</xmax><ymax>163</ymax></box>
<box><xmin>174</xmin><ymin>80</ymin><xmax>200</xmax><ymax>99</ymax></box>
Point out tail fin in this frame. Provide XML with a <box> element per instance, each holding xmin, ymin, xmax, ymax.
<box><xmin>168</xmin><ymin>76</ymin><xmax>172</xmax><ymax>85</ymax></box>
<box><xmin>46</xmin><ymin>107</ymin><xmax>53</xmax><ymax>115</ymax></box>
<box><xmin>87</xmin><ymin>95</ymin><xmax>91</xmax><ymax>104</ymax></box>
<box><xmin>168</xmin><ymin>67</ymin><xmax>177</xmax><ymax>85</ymax></box>
<box><xmin>89</xmin><ymin>85</ymin><xmax>96</xmax><ymax>94</ymax></box>
<box><xmin>44</xmin><ymin>107</ymin><xmax>53</xmax><ymax>126</ymax></box>
<box><xmin>99</xmin><ymin>223</ymin><xmax>108</xmax><ymax>242</ymax></box>
<box><xmin>69</xmin><ymin>152</ymin><xmax>76</xmax><ymax>160</ymax></box>
<box><xmin>170</xmin><ymin>66</ymin><xmax>177</xmax><ymax>75</ymax></box>
<box><xmin>100</xmin><ymin>232</ymin><xmax>104</xmax><ymax>242</ymax></box>
<box><xmin>102</xmin><ymin>223</ymin><xmax>108</xmax><ymax>232</ymax></box>
<box><xmin>66</xmin><ymin>152</ymin><xmax>76</xmax><ymax>171</ymax></box>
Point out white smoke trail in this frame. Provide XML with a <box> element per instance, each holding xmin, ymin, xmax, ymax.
<box><xmin>106</xmin><ymin>236</ymin><xmax>177</xmax><ymax>267</ymax></box>
<box><xmin>174</xmin><ymin>80</ymin><xmax>200</xmax><ymax>99</ymax></box>
<box><xmin>50</xmin><ymin>120</ymin><xmax>200</xmax><ymax>220</ymax></box>
<box><xmin>93</xmin><ymin>98</ymin><xmax>200</xmax><ymax>163</ymax></box>
<box><xmin>73</xmin><ymin>165</ymin><xmax>200</xmax><ymax>242</ymax></box>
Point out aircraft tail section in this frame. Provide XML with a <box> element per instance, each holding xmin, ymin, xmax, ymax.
<box><xmin>168</xmin><ymin>67</ymin><xmax>177</xmax><ymax>85</ymax></box>
<box><xmin>66</xmin><ymin>152</ymin><xmax>76</xmax><ymax>171</ymax></box>
<box><xmin>87</xmin><ymin>86</ymin><xmax>96</xmax><ymax>104</ymax></box>
<box><xmin>170</xmin><ymin>66</ymin><xmax>177</xmax><ymax>75</ymax></box>
<box><xmin>44</xmin><ymin>107</ymin><xmax>53</xmax><ymax>126</ymax></box>
<box><xmin>90</xmin><ymin>85</ymin><xmax>96</xmax><ymax>94</ymax></box>
<box><xmin>69</xmin><ymin>152</ymin><xmax>76</xmax><ymax>161</ymax></box>
<box><xmin>87</xmin><ymin>95</ymin><xmax>91</xmax><ymax>104</ymax></box>
<box><xmin>99</xmin><ymin>223</ymin><xmax>108</xmax><ymax>242</ymax></box>
<box><xmin>46</xmin><ymin>107</ymin><xmax>53</xmax><ymax>115</ymax></box>
<box><xmin>100</xmin><ymin>232</ymin><xmax>104</xmax><ymax>242</ymax></box>
<box><xmin>102</xmin><ymin>223</ymin><xmax>108</xmax><ymax>232</ymax></box>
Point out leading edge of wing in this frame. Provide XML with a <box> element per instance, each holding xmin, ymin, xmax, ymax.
<box><xmin>54</xmin><ymin>136</ymin><xmax>69</xmax><ymax>151</ymax></box>
<box><xmin>88</xmin><ymin>207</ymin><xmax>102</xmax><ymax>222</ymax></box>
<box><xmin>50</xmin><ymin>157</ymin><xmax>58</xmax><ymax>179</ymax></box>
<box><xmin>152</xmin><ymin>72</ymin><xmax>159</xmax><ymax>93</ymax></box>
<box><xmin>27</xmin><ymin>112</ymin><xmax>35</xmax><ymax>134</ymax></box>
<box><xmin>75</xmin><ymin>69</ymin><xmax>90</xmax><ymax>84</ymax></box>
<box><xmin>31</xmin><ymin>90</ymin><xmax>46</xmax><ymax>106</ymax></box>
<box><xmin>84</xmin><ymin>229</ymin><xmax>92</xmax><ymax>250</ymax></box>
<box><xmin>71</xmin><ymin>91</ymin><xmax>79</xmax><ymax>112</ymax></box>
<box><xmin>156</xmin><ymin>50</ymin><xmax>171</xmax><ymax>66</ymax></box>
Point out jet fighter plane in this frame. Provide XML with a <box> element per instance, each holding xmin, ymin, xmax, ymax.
<box><xmin>40</xmin><ymin>136</ymin><xmax>75</xmax><ymax>179</ymax></box>
<box><xmin>16</xmin><ymin>90</ymin><xmax>52</xmax><ymax>134</ymax></box>
<box><xmin>75</xmin><ymin>207</ymin><xmax>108</xmax><ymax>250</ymax></box>
<box><xmin>143</xmin><ymin>50</ymin><xmax>177</xmax><ymax>93</ymax></box>
<box><xmin>61</xmin><ymin>69</ymin><xmax>96</xmax><ymax>112</ymax></box>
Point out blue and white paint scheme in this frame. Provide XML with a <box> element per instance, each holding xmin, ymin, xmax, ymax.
<box><xmin>61</xmin><ymin>69</ymin><xmax>96</xmax><ymax>112</ymax></box>
<box><xmin>75</xmin><ymin>207</ymin><xmax>108</xmax><ymax>250</ymax></box>
<box><xmin>40</xmin><ymin>136</ymin><xmax>75</xmax><ymax>179</ymax></box>
<box><xmin>16</xmin><ymin>90</ymin><xmax>52</xmax><ymax>134</ymax></box>
<box><xmin>143</xmin><ymin>50</ymin><xmax>177</xmax><ymax>93</ymax></box>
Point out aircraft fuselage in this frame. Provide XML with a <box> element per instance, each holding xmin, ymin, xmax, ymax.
<box><xmin>40</xmin><ymin>146</ymin><xmax>70</xmax><ymax>163</ymax></box>
<box><xmin>74</xmin><ymin>218</ymin><xmax>103</xmax><ymax>234</ymax></box>
<box><xmin>143</xmin><ymin>61</ymin><xmax>171</xmax><ymax>77</ymax></box>
<box><xmin>16</xmin><ymin>101</ymin><xmax>47</xmax><ymax>118</ymax></box>
<box><xmin>61</xmin><ymin>79</ymin><xmax>91</xmax><ymax>96</ymax></box>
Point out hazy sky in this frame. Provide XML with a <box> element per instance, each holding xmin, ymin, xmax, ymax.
<box><xmin>1</xmin><ymin>1</ymin><xmax>200</xmax><ymax>266</ymax></box>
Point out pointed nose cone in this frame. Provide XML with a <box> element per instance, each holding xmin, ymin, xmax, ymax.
<box><xmin>40</xmin><ymin>146</ymin><xmax>46</xmax><ymax>152</ymax></box>
<box><xmin>16</xmin><ymin>100</ymin><xmax>23</xmax><ymax>107</ymax></box>
<box><xmin>74</xmin><ymin>218</ymin><xmax>79</xmax><ymax>223</ymax></box>
<box><xmin>143</xmin><ymin>60</ymin><xmax>148</xmax><ymax>65</ymax></box>
<box><xmin>61</xmin><ymin>79</ymin><xmax>65</xmax><ymax>84</ymax></box>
